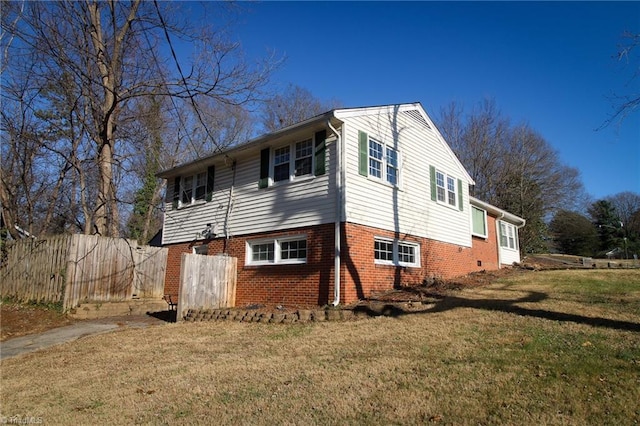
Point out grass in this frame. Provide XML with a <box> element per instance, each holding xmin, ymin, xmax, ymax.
<box><xmin>1</xmin><ymin>269</ymin><xmax>639</xmax><ymax>425</ymax></box>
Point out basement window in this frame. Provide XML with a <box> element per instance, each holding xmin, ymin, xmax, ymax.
<box><xmin>246</xmin><ymin>235</ymin><xmax>307</xmax><ymax>265</ymax></box>
<box><xmin>374</xmin><ymin>237</ymin><xmax>420</xmax><ymax>267</ymax></box>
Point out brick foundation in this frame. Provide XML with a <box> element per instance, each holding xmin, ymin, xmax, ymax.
<box><xmin>339</xmin><ymin>222</ymin><xmax>501</xmax><ymax>304</ymax></box>
<box><xmin>163</xmin><ymin>220</ymin><xmax>503</xmax><ymax>307</ymax></box>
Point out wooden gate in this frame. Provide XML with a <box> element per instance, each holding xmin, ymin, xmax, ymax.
<box><xmin>176</xmin><ymin>253</ymin><xmax>237</xmax><ymax>321</ymax></box>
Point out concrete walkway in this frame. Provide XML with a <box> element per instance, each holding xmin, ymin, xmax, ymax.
<box><xmin>0</xmin><ymin>315</ymin><xmax>168</xmax><ymax>360</ymax></box>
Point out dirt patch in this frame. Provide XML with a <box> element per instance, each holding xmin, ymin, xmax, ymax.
<box><xmin>0</xmin><ymin>301</ymin><xmax>77</xmax><ymax>341</ymax></box>
<box><xmin>366</xmin><ymin>267</ymin><xmax>524</xmax><ymax>304</ymax></box>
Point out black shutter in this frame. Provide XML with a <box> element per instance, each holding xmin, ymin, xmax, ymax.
<box><xmin>172</xmin><ymin>176</ymin><xmax>181</xmax><ymax>209</ymax></box>
<box><xmin>206</xmin><ymin>165</ymin><xmax>215</xmax><ymax>202</ymax></box>
<box><xmin>314</xmin><ymin>129</ymin><xmax>326</xmax><ymax>176</ymax></box>
<box><xmin>258</xmin><ymin>147</ymin><xmax>270</xmax><ymax>189</ymax></box>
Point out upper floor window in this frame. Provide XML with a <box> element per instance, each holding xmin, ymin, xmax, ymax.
<box><xmin>499</xmin><ymin>222</ymin><xmax>518</xmax><ymax>250</ymax></box>
<box><xmin>171</xmin><ymin>165</ymin><xmax>215</xmax><ymax>209</ymax></box>
<box><xmin>429</xmin><ymin>165</ymin><xmax>463</xmax><ymax>211</ymax></box>
<box><xmin>182</xmin><ymin>172</ymin><xmax>207</xmax><ymax>205</ymax></box>
<box><xmin>272</xmin><ymin>139</ymin><xmax>314</xmax><ymax>182</ymax></box>
<box><xmin>359</xmin><ymin>130</ymin><xmax>400</xmax><ymax>187</ymax></box>
<box><xmin>246</xmin><ymin>235</ymin><xmax>307</xmax><ymax>265</ymax></box>
<box><xmin>374</xmin><ymin>237</ymin><xmax>420</xmax><ymax>267</ymax></box>
<box><xmin>259</xmin><ymin>130</ymin><xmax>326</xmax><ymax>189</ymax></box>
<box><xmin>436</xmin><ymin>170</ymin><xmax>457</xmax><ymax>207</ymax></box>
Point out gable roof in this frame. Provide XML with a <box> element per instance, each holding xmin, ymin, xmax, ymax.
<box><xmin>333</xmin><ymin>102</ymin><xmax>474</xmax><ymax>184</ymax></box>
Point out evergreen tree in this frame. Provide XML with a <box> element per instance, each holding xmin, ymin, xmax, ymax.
<box><xmin>549</xmin><ymin>210</ymin><xmax>598</xmax><ymax>256</ymax></box>
<box><xmin>588</xmin><ymin>200</ymin><xmax>623</xmax><ymax>255</ymax></box>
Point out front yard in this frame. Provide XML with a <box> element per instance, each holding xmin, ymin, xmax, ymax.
<box><xmin>1</xmin><ymin>269</ymin><xmax>639</xmax><ymax>424</ymax></box>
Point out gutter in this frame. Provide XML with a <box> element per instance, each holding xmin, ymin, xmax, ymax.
<box><xmin>156</xmin><ymin>111</ymin><xmax>335</xmax><ymax>179</ymax></box>
<box><xmin>496</xmin><ymin>212</ymin><xmax>505</xmax><ymax>268</ymax></box>
<box><xmin>327</xmin><ymin>120</ymin><xmax>342</xmax><ymax>306</ymax></box>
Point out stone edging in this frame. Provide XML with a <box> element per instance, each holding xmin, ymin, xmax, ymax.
<box><xmin>182</xmin><ymin>308</ymin><xmax>365</xmax><ymax>323</ymax></box>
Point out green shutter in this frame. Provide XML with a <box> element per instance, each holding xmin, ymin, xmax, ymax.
<box><xmin>429</xmin><ymin>166</ymin><xmax>436</xmax><ymax>201</ymax></box>
<box><xmin>172</xmin><ymin>176</ymin><xmax>181</xmax><ymax>209</ymax></box>
<box><xmin>458</xmin><ymin>179</ymin><xmax>464</xmax><ymax>211</ymax></box>
<box><xmin>206</xmin><ymin>165</ymin><xmax>215</xmax><ymax>202</ymax></box>
<box><xmin>358</xmin><ymin>130</ymin><xmax>368</xmax><ymax>176</ymax></box>
<box><xmin>314</xmin><ymin>129</ymin><xmax>326</xmax><ymax>176</ymax></box>
<box><xmin>258</xmin><ymin>147</ymin><xmax>270</xmax><ymax>189</ymax></box>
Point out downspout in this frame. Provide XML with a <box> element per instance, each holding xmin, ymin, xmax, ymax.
<box><xmin>496</xmin><ymin>212</ymin><xmax>505</xmax><ymax>268</ymax></box>
<box><xmin>224</xmin><ymin>159</ymin><xmax>237</xmax><ymax>250</ymax></box>
<box><xmin>327</xmin><ymin>120</ymin><xmax>342</xmax><ymax>306</ymax></box>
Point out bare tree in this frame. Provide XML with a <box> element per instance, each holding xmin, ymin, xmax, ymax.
<box><xmin>601</xmin><ymin>32</ymin><xmax>640</xmax><ymax>128</ymax></box>
<box><xmin>261</xmin><ymin>84</ymin><xmax>340</xmax><ymax>132</ymax></box>
<box><xmin>437</xmin><ymin>100</ymin><xmax>587</xmax><ymax>253</ymax></box>
<box><xmin>2</xmin><ymin>0</ymin><xmax>276</xmax><ymax>237</ymax></box>
<box><xmin>606</xmin><ymin>191</ymin><xmax>640</xmax><ymax>235</ymax></box>
<box><xmin>440</xmin><ymin>100</ymin><xmax>510</xmax><ymax>200</ymax></box>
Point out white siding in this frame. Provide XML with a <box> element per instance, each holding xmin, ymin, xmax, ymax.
<box><xmin>162</xmin><ymin>137</ymin><xmax>337</xmax><ymax>245</ymax></box>
<box><xmin>340</xmin><ymin>106</ymin><xmax>473</xmax><ymax>247</ymax></box>
<box><xmin>500</xmin><ymin>246</ymin><xmax>521</xmax><ymax>265</ymax></box>
<box><xmin>497</xmin><ymin>220</ymin><xmax>522</xmax><ymax>265</ymax></box>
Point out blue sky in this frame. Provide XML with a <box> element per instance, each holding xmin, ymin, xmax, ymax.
<box><xmin>205</xmin><ymin>1</ymin><xmax>639</xmax><ymax>200</ymax></box>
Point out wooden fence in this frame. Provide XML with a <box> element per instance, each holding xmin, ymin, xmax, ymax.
<box><xmin>0</xmin><ymin>234</ymin><xmax>167</xmax><ymax>311</ymax></box>
<box><xmin>177</xmin><ymin>253</ymin><xmax>237</xmax><ymax>321</ymax></box>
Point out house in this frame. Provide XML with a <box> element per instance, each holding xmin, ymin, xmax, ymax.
<box><xmin>157</xmin><ymin>103</ymin><xmax>525</xmax><ymax>307</ymax></box>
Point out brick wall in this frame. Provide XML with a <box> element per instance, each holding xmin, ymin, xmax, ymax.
<box><xmin>163</xmin><ymin>224</ymin><xmax>335</xmax><ymax>307</ymax></box>
<box><xmin>163</xmin><ymin>219</ymin><xmax>504</xmax><ymax>307</ymax></box>
<box><xmin>339</xmin><ymin>221</ymin><xmax>502</xmax><ymax>304</ymax></box>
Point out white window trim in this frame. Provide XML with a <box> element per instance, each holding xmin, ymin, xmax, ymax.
<box><xmin>471</xmin><ymin>206</ymin><xmax>488</xmax><ymax>239</ymax></box>
<box><xmin>179</xmin><ymin>171</ymin><xmax>207</xmax><ymax>208</ymax></box>
<box><xmin>269</xmin><ymin>138</ymin><xmax>315</xmax><ymax>186</ymax></box>
<box><xmin>374</xmin><ymin>237</ymin><xmax>420</xmax><ymax>268</ymax></box>
<box><xmin>246</xmin><ymin>235</ymin><xmax>308</xmax><ymax>265</ymax></box>
<box><xmin>368</xmin><ymin>137</ymin><xmax>401</xmax><ymax>187</ymax></box>
<box><xmin>435</xmin><ymin>169</ymin><xmax>458</xmax><ymax>209</ymax></box>
<box><xmin>499</xmin><ymin>222</ymin><xmax>519</xmax><ymax>251</ymax></box>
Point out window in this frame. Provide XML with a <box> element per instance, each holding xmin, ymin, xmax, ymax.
<box><xmin>251</xmin><ymin>242</ymin><xmax>275</xmax><ymax>262</ymax></box>
<box><xmin>499</xmin><ymin>222</ymin><xmax>518</xmax><ymax>250</ymax></box>
<box><xmin>436</xmin><ymin>170</ymin><xmax>457</xmax><ymax>208</ymax></box>
<box><xmin>368</xmin><ymin>138</ymin><xmax>383</xmax><ymax>179</ymax></box>
<box><xmin>374</xmin><ymin>238</ymin><xmax>420</xmax><ymax>267</ymax></box>
<box><xmin>172</xmin><ymin>166</ymin><xmax>215</xmax><ymax>209</ymax></box>
<box><xmin>193</xmin><ymin>245</ymin><xmax>208</xmax><ymax>255</ymax></box>
<box><xmin>273</xmin><ymin>146</ymin><xmax>290</xmax><ymax>182</ymax></box>
<box><xmin>180</xmin><ymin>172</ymin><xmax>206</xmax><ymax>206</ymax></box>
<box><xmin>429</xmin><ymin>165</ymin><xmax>463</xmax><ymax>211</ymax></box>
<box><xmin>374</xmin><ymin>239</ymin><xmax>394</xmax><ymax>261</ymax></box>
<box><xmin>247</xmin><ymin>236</ymin><xmax>307</xmax><ymax>265</ymax></box>
<box><xmin>386</xmin><ymin>147</ymin><xmax>399</xmax><ymax>186</ymax></box>
<box><xmin>294</xmin><ymin>139</ymin><xmax>313</xmax><ymax>177</ymax></box>
<box><xmin>368</xmin><ymin>137</ymin><xmax>399</xmax><ymax>185</ymax></box>
<box><xmin>359</xmin><ymin>131</ymin><xmax>401</xmax><ymax>187</ymax></box>
<box><xmin>183</xmin><ymin>172</ymin><xmax>207</xmax><ymax>205</ymax></box>
<box><xmin>472</xmin><ymin>206</ymin><xmax>488</xmax><ymax>238</ymax></box>
<box><xmin>259</xmin><ymin>131</ymin><xmax>326</xmax><ymax>189</ymax></box>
